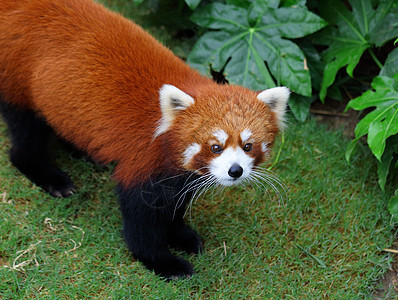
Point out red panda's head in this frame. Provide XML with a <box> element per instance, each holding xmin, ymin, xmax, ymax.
<box><xmin>155</xmin><ymin>83</ymin><xmax>289</xmax><ymax>187</ymax></box>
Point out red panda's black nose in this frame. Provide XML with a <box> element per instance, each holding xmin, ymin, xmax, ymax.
<box><xmin>228</xmin><ymin>163</ymin><xmax>243</xmax><ymax>179</ymax></box>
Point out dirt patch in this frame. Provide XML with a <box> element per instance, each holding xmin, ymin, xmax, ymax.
<box><xmin>0</xmin><ymin>252</ymin><xmax>9</xmax><ymax>268</ymax></box>
<box><xmin>310</xmin><ymin>99</ymin><xmax>359</xmax><ymax>138</ymax></box>
<box><xmin>373</xmin><ymin>246</ymin><xmax>398</xmax><ymax>299</ymax></box>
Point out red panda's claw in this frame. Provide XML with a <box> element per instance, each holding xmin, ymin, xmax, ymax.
<box><xmin>46</xmin><ymin>184</ymin><xmax>76</xmax><ymax>198</ymax></box>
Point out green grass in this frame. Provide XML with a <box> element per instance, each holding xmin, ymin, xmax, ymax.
<box><xmin>0</xmin><ymin>116</ymin><xmax>396</xmax><ymax>298</ymax></box>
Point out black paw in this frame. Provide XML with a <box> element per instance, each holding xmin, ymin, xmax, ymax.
<box><xmin>139</xmin><ymin>251</ymin><xmax>194</xmax><ymax>280</ymax></box>
<box><xmin>168</xmin><ymin>224</ymin><xmax>203</xmax><ymax>255</ymax></box>
<box><xmin>11</xmin><ymin>155</ymin><xmax>76</xmax><ymax>198</ymax></box>
<box><xmin>42</xmin><ymin>172</ymin><xmax>76</xmax><ymax>198</ymax></box>
<box><xmin>29</xmin><ymin>164</ymin><xmax>76</xmax><ymax>198</ymax></box>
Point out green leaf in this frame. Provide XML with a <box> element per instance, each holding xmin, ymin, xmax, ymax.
<box><xmin>247</xmin><ymin>38</ymin><xmax>276</xmax><ymax>88</ymax></box>
<box><xmin>187</xmin><ymin>31</ymin><xmax>238</xmax><ymax>76</ymax></box>
<box><xmin>388</xmin><ymin>190</ymin><xmax>398</xmax><ymax>222</ymax></box>
<box><xmin>346</xmin><ymin>75</ymin><xmax>398</xmax><ymax>160</ymax></box>
<box><xmin>288</xmin><ymin>94</ymin><xmax>314</xmax><ymax>122</ymax></box>
<box><xmin>251</xmin><ymin>35</ymin><xmax>311</xmax><ymax>94</ymax></box>
<box><xmin>248</xmin><ymin>0</ymin><xmax>279</xmax><ymax>26</ymax></box>
<box><xmin>369</xmin><ymin>3</ymin><xmax>398</xmax><ymax>47</ymax></box>
<box><xmin>188</xmin><ymin>2</ymin><xmax>326</xmax><ymax>94</ymax></box>
<box><xmin>380</xmin><ymin>48</ymin><xmax>398</xmax><ymax>78</ymax></box>
<box><xmin>190</xmin><ymin>3</ymin><xmax>249</xmax><ymax>31</ymax></box>
<box><xmin>298</xmin><ymin>41</ymin><xmax>323</xmax><ymax>91</ymax></box>
<box><xmin>314</xmin><ymin>0</ymin><xmax>397</xmax><ymax>101</ymax></box>
<box><xmin>319</xmin><ymin>43</ymin><xmax>368</xmax><ymax>101</ymax></box>
<box><xmin>378</xmin><ymin>157</ymin><xmax>392</xmax><ymax>191</ymax></box>
<box><xmin>256</xmin><ymin>7</ymin><xmax>327</xmax><ymax>39</ymax></box>
<box><xmin>345</xmin><ymin>138</ymin><xmax>360</xmax><ymax>162</ymax></box>
<box><xmin>377</xmin><ymin>136</ymin><xmax>398</xmax><ymax>191</ymax></box>
<box><xmin>185</xmin><ymin>0</ymin><xmax>201</xmax><ymax>10</ymax></box>
<box><xmin>226</xmin><ymin>0</ymin><xmax>252</xmax><ymax>9</ymax></box>
<box><xmin>295</xmin><ymin>244</ymin><xmax>327</xmax><ymax>268</ymax></box>
<box><xmin>281</xmin><ymin>0</ymin><xmax>306</xmax><ymax>8</ymax></box>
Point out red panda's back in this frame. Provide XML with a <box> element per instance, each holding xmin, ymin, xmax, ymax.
<box><xmin>0</xmin><ymin>0</ymin><xmax>211</xmax><ymax>185</ymax></box>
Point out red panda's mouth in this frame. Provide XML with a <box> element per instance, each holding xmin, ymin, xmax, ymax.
<box><xmin>228</xmin><ymin>178</ymin><xmax>240</xmax><ymax>182</ymax></box>
<box><xmin>221</xmin><ymin>177</ymin><xmax>245</xmax><ymax>186</ymax></box>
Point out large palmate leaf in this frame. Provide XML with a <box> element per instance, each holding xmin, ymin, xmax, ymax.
<box><xmin>346</xmin><ymin>75</ymin><xmax>398</xmax><ymax>161</ymax></box>
<box><xmin>187</xmin><ymin>1</ymin><xmax>326</xmax><ymax>94</ymax></box>
<box><xmin>314</xmin><ymin>0</ymin><xmax>398</xmax><ymax>101</ymax></box>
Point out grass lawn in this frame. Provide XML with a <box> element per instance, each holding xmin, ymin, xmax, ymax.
<box><xmin>0</xmin><ymin>116</ymin><xmax>396</xmax><ymax>298</ymax></box>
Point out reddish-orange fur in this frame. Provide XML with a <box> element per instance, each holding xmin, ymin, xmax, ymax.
<box><xmin>0</xmin><ymin>0</ymin><xmax>278</xmax><ymax>187</ymax></box>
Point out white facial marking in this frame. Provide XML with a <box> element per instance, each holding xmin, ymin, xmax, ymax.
<box><xmin>261</xmin><ymin>142</ymin><xmax>268</xmax><ymax>153</ymax></box>
<box><xmin>209</xmin><ymin>147</ymin><xmax>254</xmax><ymax>186</ymax></box>
<box><xmin>183</xmin><ymin>143</ymin><xmax>201</xmax><ymax>165</ymax></box>
<box><xmin>213</xmin><ymin>129</ymin><xmax>228</xmax><ymax>145</ymax></box>
<box><xmin>240</xmin><ymin>129</ymin><xmax>252</xmax><ymax>143</ymax></box>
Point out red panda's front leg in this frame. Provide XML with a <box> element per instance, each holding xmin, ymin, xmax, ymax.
<box><xmin>167</xmin><ymin>220</ymin><xmax>203</xmax><ymax>255</ymax></box>
<box><xmin>116</xmin><ymin>174</ymin><xmax>202</xmax><ymax>279</ymax></box>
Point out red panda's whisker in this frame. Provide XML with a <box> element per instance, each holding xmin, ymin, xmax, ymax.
<box><xmin>176</xmin><ymin>167</ymin><xmax>209</xmax><ymax>191</ymax></box>
<box><xmin>244</xmin><ymin>177</ymin><xmax>273</xmax><ymax>200</ymax></box>
<box><xmin>151</xmin><ymin>172</ymin><xmax>190</xmax><ymax>186</ymax></box>
<box><xmin>255</xmin><ymin>166</ymin><xmax>288</xmax><ymax>191</ymax></box>
<box><xmin>250</xmin><ymin>171</ymin><xmax>280</xmax><ymax>192</ymax></box>
<box><xmin>252</xmin><ymin>166</ymin><xmax>287</xmax><ymax>192</ymax></box>
<box><xmin>249</xmin><ymin>169</ymin><xmax>287</xmax><ymax>205</ymax></box>
<box><xmin>178</xmin><ymin>171</ymin><xmax>211</xmax><ymax>196</ymax></box>
<box><xmin>183</xmin><ymin>176</ymin><xmax>218</xmax><ymax>218</ymax></box>
<box><xmin>253</xmin><ymin>175</ymin><xmax>284</xmax><ymax>206</ymax></box>
<box><xmin>250</xmin><ymin>171</ymin><xmax>282</xmax><ymax>194</ymax></box>
<box><xmin>173</xmin><ymin>173</ymin><xmax>215</xmax><ymax>219</ymax></box>
<box><xmin>171</xmin><ymin>167</ymin><xmax>209</xmax><ymax>202</ymax></box>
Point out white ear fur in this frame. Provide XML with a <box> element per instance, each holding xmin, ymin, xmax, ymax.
<box><xmin>154</xmin><ymin>84</ymin><xmax>195</xmax><ymax>137</ymax></box>
<box><xmin>257</xmin><ymin>87</ymin><xmax>290</xmax><ymax>129</ymax></box>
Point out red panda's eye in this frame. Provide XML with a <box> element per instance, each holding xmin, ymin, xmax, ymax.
<box><xmin>211</xmin><ymin>144</ymin><xmax>223</xmax><ymax>154</ymax></box>
<box><xmin>243</xmin><ymin>143</ymin><xmax>252</xmax><ymax>152</ymax></box>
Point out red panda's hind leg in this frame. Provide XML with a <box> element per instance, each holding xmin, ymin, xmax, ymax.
<box><xmin>0</xmin><ymin>100</ymin><xmax>76</xmax><ymax>197</ymax></box>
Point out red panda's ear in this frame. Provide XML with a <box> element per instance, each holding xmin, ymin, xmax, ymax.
<box><xmin>154</xmin><ymin>84</ymin><xmax>195</xmax><ymax>137</ymax></box>
<box><xmin>257</xmin><ymin>87</ymin><xmax>290</xmax><ymax>130</ymax></box>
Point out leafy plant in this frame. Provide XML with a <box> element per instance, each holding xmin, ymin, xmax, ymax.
<box><xmin>346</xmin><ymin>74</ymin><xmax>398</xmax><ymax>189</ymax></box>
<box><xmin>346</xmin><ymin>75</ymin><xmax>398</xmax><ymax>164</ymax></box>
<box><xmin>308</xmin><ymin>0</ymin><xmax>398</xmax><ymax>214</ymax></box>
<box><xmin>313</xmin><ymin>0</ymin><xmax>398</xmax><ymax>101</ymax></box>
<box><xmin>187</xmin><ymin>1</ymin><xmax>327</xmax><ymax>94</ymax></box>
<box><xmin>345</xmin><ymin>50</ymin><xmax>398</xmax><ymax>218</ymax></box>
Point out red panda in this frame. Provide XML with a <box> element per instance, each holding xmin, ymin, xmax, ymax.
<box><xmin>0</xmin><ymin>0</ymin><xmax>289</xmax><ymax>279</ymax></box>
